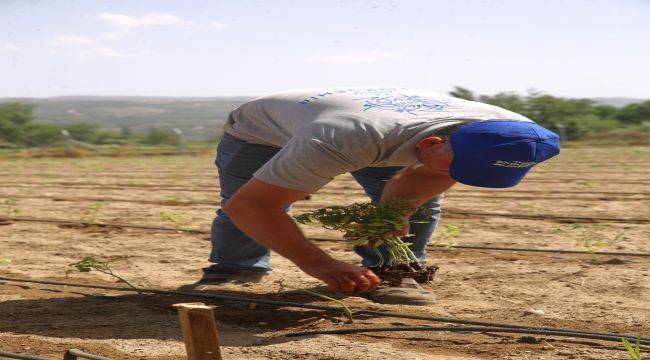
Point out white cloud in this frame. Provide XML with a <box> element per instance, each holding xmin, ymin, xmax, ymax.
<box><xmin>92</xmin><ymin>12</ymin><xmax>187</xmax><ymax>29</ymax></box>
<box><xmin>49</xmin><ymin>37</ymin><xmax>129</xmax><ymax>60</ymax></box>
<box><xmin>209</xmin><ymin>21</ymin><xmax>227</xmax><ymax>30</ymax></box>
<box><xmin>0</xmin><ymin>44</ymin><xmax>21</xmax><ymax>52</ymax></box>
<box><xmin>93</xmin><ymin>46</ymin><xmax>129</xmax><ymax>59</ymax></box>
<box><xmin>52</xmin><ymin>35</ymin><xmax>97</xmax><ymax>47</ymax></box>
<box><xmin>103</xmin><ymin>31</ymin><xmax>130</xmax><ymax>41</ymax></box>
<box><xmin>318</xmin><ymin>51</ymin><xmax>403</xmax><ymax>63</ymax></box>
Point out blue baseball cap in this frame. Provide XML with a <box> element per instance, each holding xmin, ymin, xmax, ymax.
<box><xmin>449</xmin><ymin>121</ymin><xmax>560</xmax><ymax>188</ymax></box>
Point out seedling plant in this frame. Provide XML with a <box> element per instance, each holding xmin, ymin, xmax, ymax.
<box><xmin>622</xmin><ymin>337</ymin><xmax>642</xmax><ymax>360</ymax></box>
<box><xmin>569</xmin><ymin>224</ymin><xmax>626</xmax><ymax>260</ymax></box>
<box><xmin>160</xmin><ymin>210</ymin><xmax>193</xmax><ymax>224</ymax></box>
<box><xmin>295</xmin><ymin>200</ymin><xmax>418</xmax><ymax>266</ymax></box>
<box><xmin>302</xmin><ymin>289</ymin><xmax>354</xmax><ymax>323</ymax></box>
<box><xmin>275</xmin><ymin>279</ymin><xmax>354</xmax><ymax>323</ymax></box>
<box><xmin>83</xmin><ymin>202</ymin><xmax>106</xmax><ymax>224</ymax></box>
<box><xmin>2</xmin><ymin>198</ymin><xmax>19</xmax><ymax>218</ymax></box>
<box><xmin>295</xmin><ymin>200</ymin><xmax>438</xmax><ymax>285</ymax></box>
<box><xmin>431</xmin><ymin>224</ymin><xmax>461</xmax><ymax>248</ymax></box>
<box><xmin>67</xmin><ymin>256</ymin><xmax>140</xmax><ymax>292</ymax></box>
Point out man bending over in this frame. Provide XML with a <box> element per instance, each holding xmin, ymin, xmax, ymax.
<box><xmin>186</xmin><ymin>87</ymin><xmax>560</xmax><ymax>305</ymax></box>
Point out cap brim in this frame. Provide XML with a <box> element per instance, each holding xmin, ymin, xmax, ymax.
<box><xmin>450</xmin><ymin>157</ymin><xmax>530</xmax><ymax>188</ymax></box>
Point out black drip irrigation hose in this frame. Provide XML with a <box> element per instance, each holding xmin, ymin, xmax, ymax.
<box><xmin>64</xmin><ymin>349</ymin><xmax>111</xmax><ymax>360</ymax></box>
<box><xmin>0</xmin><ymin>276</ymin><xmax>647</xmax><ymax>345</ymax></box>
<box><xmin>0</xmin><ymin>216</ymin><xmax>205</xmax><ymax>234</ymax></box>
<box><xmin>310</xmin><ymin>237</ymin><xmax>650</xmax><ymax>258</ymax></box>
<box><xmin>285</xmin><ymin>326</ymin><xmax>650</xmax><ymax>345</ymax></box>
<box><xmin>0</xmin><ymin>350</ymin><xmax>51</xmax><ymax>360</ymax></box>
<box><xmin>0</xmin><ymin>276</ymin><xmax>343</xmax><ymax>312</ymax></box>
<box><xmin>428</xmin><ymin>244</ymin><xmax>650</xmax><ymax>257</ymax></box>
<box><xmin>2</xmin><ymin>216</ymin><xmax>650</xmax><ymax>258</ymax></box>
<box><xmin>354</xmin><ymin>309</ymin><xmax>650</xmax><ymax>344</ymax></box>
<box><xmin>0</xmin><ymin>349</ymin><xmax>111</xmax><ymax>360</ymax></box>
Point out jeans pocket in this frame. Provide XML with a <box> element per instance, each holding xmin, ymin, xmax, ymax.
<box><xmin>216</xmin><ymin>134</ymin><xmax>245</xmax><ymax>170</ymax></box>
<box><xmin>216</xmin><ymin>134</ymin><xmax>280</xmax><ymax>179</ymax></box>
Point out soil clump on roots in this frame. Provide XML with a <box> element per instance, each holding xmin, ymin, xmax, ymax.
<box><xmin>369</xmin><ymin>262</ymin><xmax>439</xmax><ymax>286</ymax></box>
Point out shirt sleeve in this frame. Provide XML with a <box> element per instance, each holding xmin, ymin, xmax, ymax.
<box><xmin>253</xmin><ymin>136</ymin><xmax>359</xmax><ymax>193</ymax></box>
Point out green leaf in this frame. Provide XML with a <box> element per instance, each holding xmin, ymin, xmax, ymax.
<box><xmin>622</xmin><ymin>337</ymin><xmax>642</xmax><ymax>360</ymax></box>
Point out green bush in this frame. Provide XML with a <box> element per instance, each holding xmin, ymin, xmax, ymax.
<box><xmin>141</xmin><ymin>127</ymin><xmax>176</xmax><ymax>145</ymax></box>
<box><xmin>457</xmin><ymin>88</ymin><xmax>643</xmax><ymax>140</ymax></box>
<box><xmin>24</xmin><ymin>124</ymin><xmax>63</xmax><ymax>146</ymax></box>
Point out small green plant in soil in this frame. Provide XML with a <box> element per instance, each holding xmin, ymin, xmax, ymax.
<box><xmin>432</xmin><ymin>224</ymin><xmax>461</xmax><ymax>248</ymax></box>
<box><xmin>275</xmin><ymin>279</ymin><xmax>353</xmax><ymax>323</ymax></box>
<box><xmin>294</xmin><ymin>200</ymin><xmax>438</xmax><ymax>285</ymax></box>
<box><xmin>83</xmin><ymin>202</ymin><xmax>106</xmax><ymax>224</ymax></box>
<box><xmin>0</xmin><ymin>258</ymin><xmax>11</xmax><ymax>265</ymax></box>
<box><xmin>622</xmin><ymin>337</ymin><xmax>642</xmax><ymax>360</ymax></box>
<box><xmin>67</xmin><ymin>256</ymin><xmax>140</xmax><ymax>292</ymax></box>
<box><xmin>301</xmin><ymin>289</ymin><xmax>354</xmax><ymax>323</ymax></box>
<box><xmin>2</xmin><ymin>198</ymin><xmax>19</xmax><ymax>218</ymax></box>
<box><xmin>571</xmin><ymin>224</ymin><xmax>626</xmax><ymax>259</ymax></box>
<box><xmin>160</xmin><ymin>210</ymin><xmax>193</xmax><ymax>224</ymax></box>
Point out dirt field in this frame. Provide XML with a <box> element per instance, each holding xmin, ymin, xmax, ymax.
<box><xmin>1</xmin><ymin>145</ymin><xmax>648</xmax><ymax>359</ymax></box>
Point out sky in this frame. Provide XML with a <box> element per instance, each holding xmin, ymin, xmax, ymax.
<box><xmin>1</xmin><ymin>0</ymin><xmax>649</xmax><ymax>98</ymax></box>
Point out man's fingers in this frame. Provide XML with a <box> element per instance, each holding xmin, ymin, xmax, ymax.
<box><xmin>323</xmin><ymin>276</ymin><xmax>341</xmax><ymax>292</ymax></box>
<box><xmin>362</xmin><ymin>269</ymin><xmax>382</xmax><ymax>291</ymax></box>
<box><xmin>337</xmin><ymin>275</ymin><xmax>357</xmax><ymax>293</ymax></box>
<box><xmin>353</xmin><ymin>275</ymin><xmax>371</xmax><ymax>293</ymax></box>
<box><xmin>304</xmin><ymin>260</ymin><xmax>382</xmax><ymax>293</ymax></box>
<box><xmin>351</xmin><ymin>268</ymin><xmax>382</xmax><ymax>293</ymax></box>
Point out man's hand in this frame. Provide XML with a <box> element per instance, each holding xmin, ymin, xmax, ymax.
<box><xmin>298</xmin><ymin>257</ymin><xmax>381</xmax><ymax>293</ymax></box>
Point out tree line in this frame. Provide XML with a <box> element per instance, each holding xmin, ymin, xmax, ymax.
<box><xmin>0</xmin><ymin>102</ymin><xmax>179</xmax><ymax>148</ymax></box>
<box><xmin>449</xmin><ymin>87</ymin><xmax>649</xmax><ymax>140</ymax></box>
<box><xmin>1</xmin><ymin>89</ymin><xmax>649</xmax><ymax>148</ymax></box>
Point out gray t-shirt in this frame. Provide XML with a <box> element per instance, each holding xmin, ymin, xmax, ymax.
<box><xmin>223</xmin><ymin>87</ymin><xmax>531</xmax><ymax>192</ymax></box>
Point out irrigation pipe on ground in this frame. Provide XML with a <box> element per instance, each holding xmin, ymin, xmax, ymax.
<box><xmin>0</xmin><ymin>350</ymin><xmax>51</xmax><ymax>360</ymax></box>
<box><xmin>2</xmin><ymin>216</ymin><xmax>650</xmax><ymax>258</ymax></box>
<box><xmin>0</xmin><ymin>349</ymin><xmax>112</xmax><ymax>360</ymax></box>
<box><xmin>309</xmin><ymin>237</ymin><xmax>650</xmax><ymax>258</ymax></box>
<box><xmin>2</xmin><ymin>205</ymin><xmax>648</xmax><ymax>224</ymax></box>
<box><xmin>285</xmin><ymin>326</ymin><xmax>650</xmax><ymax>345</ymax></box>
<box><xmin>2</xmin><ymin>193</ymin><xmax>649</xmax><ymax>215</ymax></box>
<box><xmin>64</xmin><ymin>349</ymin><xmax>111</xmax><ymax>360</ymax></box>
<box><xmin>426</xmin><ymin>244</ymin><xmax>650</xmax><ymax>257</ymax></box>
<box><xmin>4</xmin><ymin>185</ymin><xmax>650</xmax><ymax>199</ymax></box>
<box><xmin>0</xmin><ymin>216</ymin><xmax>205</xmax><ymax>234</ymax></box>
<box><xmin>0</xmin><ymin>276</ymin><xmax>647</xmax><ymax>345</ymax></box>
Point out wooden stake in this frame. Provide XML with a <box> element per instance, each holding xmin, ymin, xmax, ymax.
<box><xmin>174</xmin><ymin>302</ymin><xmax>223</xmax><ymax>360</ymax></box>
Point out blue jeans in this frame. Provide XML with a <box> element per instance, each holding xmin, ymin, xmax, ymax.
<box><xmin>210</xmin><ymin>133</ymin><xmax>442</xmax><ymax>271</ymax></box>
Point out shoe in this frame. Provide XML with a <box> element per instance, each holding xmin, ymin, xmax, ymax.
<box><xmin>178</xmin><ymin>267</ymin><xmax>269</xmax><ymax>291</ymax></box>
<box><xmin>365</xmin><ymin>278</ymin><xmax>436</xmax><ymax>306</ymax></box>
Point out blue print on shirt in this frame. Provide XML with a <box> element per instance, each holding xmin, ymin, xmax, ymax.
<box><xmin>298</xmin><ymin>88</ymin><xmax>451</xmax><ymax>114</ymax></box>
<box><xmin>298</xmin><ymin>87</ymin><xmax>398</xmax><ymax>104</ymax></box>
<box><xmin>361</xmin><ymin>95</ymin><xmax>451</xmax><ymax>115</ymax></box>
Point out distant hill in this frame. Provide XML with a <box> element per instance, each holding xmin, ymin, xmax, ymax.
<box><xmin>1</xmin><ymin>95</ymin><xmax>646</xmax><ymax>141</ymax></box>
<box><xmin>0</xmin><ymin>96</ymin><xmax>253</xmax><ymax>140</ymax></box>
<box><xmin>591</xmin><ymin>97</ymin><xmax>645</xmax><ymax>107</ymax></box>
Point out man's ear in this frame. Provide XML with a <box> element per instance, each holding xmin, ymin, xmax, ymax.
<box><xmin>416</xmin><ymin>136</ymin><xmax>445</xmax><ymax>149</ymax></box>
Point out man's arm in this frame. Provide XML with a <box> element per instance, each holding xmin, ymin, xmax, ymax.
<box><xmin>222</xmin><ymin>178</ymin><xmax>381</xmax><ymax>293</ymax></box>
<box><xmin>378</xmin><ymin>165</ymin><xmax>455</xmax><ymax>236</ymax></box>
<box><xmin>379</xmin><ymin>165</ymin><xmax>456</xmax><ymax>236</ymax></box>
<box><xmin>380</xmin><ymin>164</ymin><xmax>456</xmax><ymax>206</ymax></box>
